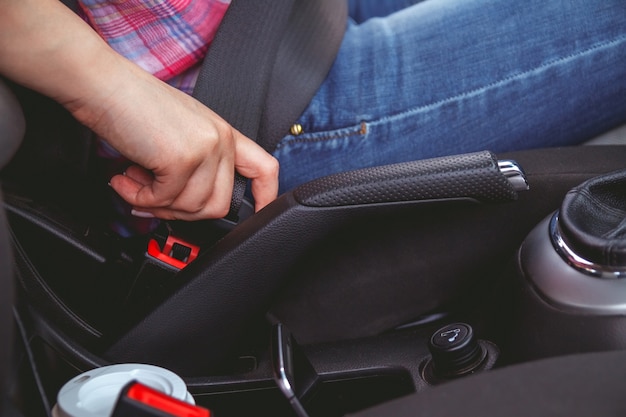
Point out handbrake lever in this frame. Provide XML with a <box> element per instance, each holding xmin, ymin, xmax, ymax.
<box><xmin>293</xmin><ymin>151</ymin><xmax>528</xmax><ymax>208</ymax></box>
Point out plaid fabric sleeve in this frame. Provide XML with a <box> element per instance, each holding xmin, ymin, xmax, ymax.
<box><xmin>79</xmin><ymin>0</ymin><xmax>230</xmax><ymax>83</ymax></box>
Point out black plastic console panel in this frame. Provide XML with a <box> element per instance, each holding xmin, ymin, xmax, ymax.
<box><xmin>104</xmin><ymin>151</ymin><xmax>521</xmax><ymax>376</ymax></box>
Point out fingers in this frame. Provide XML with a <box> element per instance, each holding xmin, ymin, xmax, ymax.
<box><xmin>110</xmin><ymin>161</ymin><xmax>235</xmax><ymax>220</ymax></box>
<box><xmin>108</xmin><ymin>128</ymin><xmax>278</xmax><ymax>221</ymax></box>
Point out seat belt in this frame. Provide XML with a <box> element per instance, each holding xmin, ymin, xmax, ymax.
<box><xmin>193</xmin><ymin>0</ymin><xmax>347</xmax><ymax>220</ymax></box>
<box><xmin>192</xmin><ymin>0</ymin><xmax>296</xmax><ymax>221</ymax></box>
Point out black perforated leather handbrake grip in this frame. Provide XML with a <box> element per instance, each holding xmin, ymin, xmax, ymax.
<box><xmin>293</xmin><ymin>151</ymin><xmax>521</xmax><ymax>207</ymax></box>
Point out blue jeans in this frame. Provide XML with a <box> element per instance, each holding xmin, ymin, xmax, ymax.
<box><xmin>273</xmin><ymin>0</ymin><xmax>626</xmax><ymax>193</ymax></box>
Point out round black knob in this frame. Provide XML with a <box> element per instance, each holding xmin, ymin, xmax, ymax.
<box><xmin>428</xmin><ymin>323</ymin><xmax>484</xmax><ymax>377</ymax></box>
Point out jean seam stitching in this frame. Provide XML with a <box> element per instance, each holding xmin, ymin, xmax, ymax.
<box><xmin>374</xmin><ymin>34</ymin><xmax>626</xmax><ymax>125</ymax></box>
<box><xmin>276</xmin><ymin>34</ymin><xmax>626</xmax><ymax>151</ymax></box>
<box><xmin>275</xmin><ymin>121</ymin><xmax>368</xmax><ymax>149</ymax></box>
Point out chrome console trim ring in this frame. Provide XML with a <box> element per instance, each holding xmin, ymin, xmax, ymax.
<box><xmin>521</xmin><ymin>215</ymin><xmax>626</xmax><ymax>314</ymax></box>
<box><xmin>549</xmin><ymin>212</ymin><xmax>626</xmax><ymax>279</ymax></box>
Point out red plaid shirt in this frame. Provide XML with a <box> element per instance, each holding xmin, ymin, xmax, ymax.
<box><xmin>79</xmin><ymin>0</ymin><xmax>230</xmax><ymax>94</ymax></box>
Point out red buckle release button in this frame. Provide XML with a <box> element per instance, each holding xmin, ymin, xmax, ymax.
<box><xmin>147</xmin><ymin>236</ymin><xmax>200</xmax><ymax>269</ymax></box>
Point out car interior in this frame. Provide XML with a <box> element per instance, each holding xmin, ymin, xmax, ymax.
<box><xmin>3</xmin><ymin>62</ymin><xmax>626</xmax><ymax>417</ymax></box>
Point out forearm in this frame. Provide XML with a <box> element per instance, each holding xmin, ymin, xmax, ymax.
<box><xmin>0</xmin><ymin>0</ymin><xmax>139</xmax><ymax>126</ymax></box>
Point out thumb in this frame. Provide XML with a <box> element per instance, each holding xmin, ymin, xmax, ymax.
<box><xmin>234</xmin><ymin>134</ymin><xmax>279</xmax><ymax>211</ymax></box>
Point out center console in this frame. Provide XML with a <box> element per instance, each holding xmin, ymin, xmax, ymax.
<box><xmin>8</xmin><ymin>146</ymin><xmax>626</xmax><ymax>417</ymax></box>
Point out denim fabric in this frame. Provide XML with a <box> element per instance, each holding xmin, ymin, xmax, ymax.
<box><xmin>274</xmin><ymin>0</ymin><xmax>626</xmax><ymax>193</ymax></box>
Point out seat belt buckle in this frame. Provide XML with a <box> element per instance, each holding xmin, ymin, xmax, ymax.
<box><xmin>111</xmin><ymin>380</ymin><xmax>210</xmax><ymax>417</ymax></box>
<box><xmin>147</xmin><ymin>234</ymin><xmax>200</xmax><ymax>270</ymax></box>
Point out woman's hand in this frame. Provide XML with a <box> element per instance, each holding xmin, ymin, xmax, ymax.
<box><xmin>76</xmin><ymin>63</ymin><xmax>279</xmax><ymax>220</ymax></box>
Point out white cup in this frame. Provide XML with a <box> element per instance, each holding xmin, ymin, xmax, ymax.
<box><xmin>52</xmin><ymin>363</ymin><xmax>194</xmax><ymax>417</ymax></box>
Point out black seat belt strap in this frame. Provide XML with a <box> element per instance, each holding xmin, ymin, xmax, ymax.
<box><xmin>192</xmin><ymin>0</ymin><xmax>295</xmax><ymax>220</ymax></box>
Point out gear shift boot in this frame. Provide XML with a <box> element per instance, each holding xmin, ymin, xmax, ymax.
<box><xmin>553</xmin><ymin>170</ymin><xmax>626</xmax><ymax>278</ymax></box>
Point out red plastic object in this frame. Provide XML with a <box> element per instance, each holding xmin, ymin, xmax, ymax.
<box><xmin>147</xmin><ymin>236</ymin><xmax>200</xmax><ymax>269</ymax></box>
<box><xmin>126</xmin><ymin>382</ymin><xmax>211</xmax><ymax>417</ymax></box>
